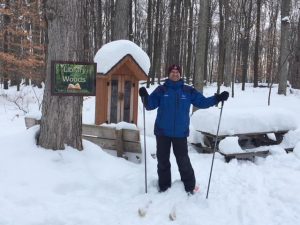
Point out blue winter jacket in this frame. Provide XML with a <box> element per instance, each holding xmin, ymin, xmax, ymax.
<box><xmin>145</xmin><ymin>79</ymin><xmax>218</xmax><ymax>138</ymax></box>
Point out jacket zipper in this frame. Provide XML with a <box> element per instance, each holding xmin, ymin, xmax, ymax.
<box><xmin>174</xmin><ymin>93</ymin><xmax>179</xmax><ymax>136</ymax></box>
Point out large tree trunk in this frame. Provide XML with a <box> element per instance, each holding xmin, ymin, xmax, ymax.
<box><xmin>291</xmin><ymin>13</ymin><xmax>300</xmax><ymax>89</ymax></box>
<box><xmin>241</xmin><ymin>0</ymin><xmax>253</xmax><ymax>91</ymax></box>
<box><xmin>265</xmin><ymin>1</ymin><xmax>279</xmax><ymax>86</ymax></box>
<box><xmin>217</xmin><ymin>0</ymin><xmax>225</xmax><ymax>93</ymax></box>
<box><xmin>185</xmin><ymin>0</ymin><xmax>194</xmax><ymax>84</ymax></box>
<box><xmin>253</xmin><ymin>0</ymin><xmax>261</xmax><ymax>87</ymax></box>
<box><xmin>94</xmin><ymin>0</ymin><xmax>103</xmax><ymax>52</ymax></box>
<box><xmin>166</xmin><ymin>0</ymin><xmax>176</xmax><ymax>69</ymax></box>
<box><xmin>146</xmin><ymin>0</ymin><xmax>153</xmax><ymax>87</ymax></box>
<box><xmin>112</xmin><ymin>0</ymin><xmax>130</xmax><ymax>40</ymax></box>
<box><xmin>224</xmin><ymin>0</ymin><xmax>232</xmax><ymax>87</ymax></box>
<box><xmin>152</xmin><ymin>0</ymin><xmax>162</xmax><ymax>84</ymax></box>
<box><xmin>194</xmin><ymin>0</ymin><xmax>209</xmax><ymax>93</ymax></box>
<box><xmin>39</xmin><ymin>0</ymin><xmax>88</xmax><ymax>150</ymax></box>
<box><xmin>3</xmin><ymin>0</ymin><xmax>10</xmax><ymax>90</ymax></box>
<box><xmin>278</xmin><ymin>0</ymin><xmax>291</xmax><ymax>95</ymax></box>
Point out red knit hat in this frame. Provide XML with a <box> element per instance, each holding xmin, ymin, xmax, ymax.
<box><xmin>168</xmin><ymin>64</ymin><xmax>181</xmax><ymax>75</ymax></box>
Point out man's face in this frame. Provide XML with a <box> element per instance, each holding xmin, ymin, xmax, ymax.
<box><xmin>169</xmin><ymin>69</ymin><xmax>181</xmax><ymax>82</ymax></box>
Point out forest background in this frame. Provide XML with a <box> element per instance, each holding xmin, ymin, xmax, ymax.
<box><xmin>1</xmin><ymin>0</ymin><xmax>300</xmax><ymax>95</ymax></box>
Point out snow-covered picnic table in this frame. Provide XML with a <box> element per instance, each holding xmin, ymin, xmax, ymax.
<box><xmin>190</xmin><ymin>106</ymin><xmax>298</xmax><ymax>161</ymax></box>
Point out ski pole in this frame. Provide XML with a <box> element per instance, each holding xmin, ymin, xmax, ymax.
<box><xmin>142</xmin><ymin>96</ymin><xmax>148</xmax><ymax>194</ymax></box>
<box><xmin>206</xmin><ymin>101</ymin><xmax>224</xmax><ymax>199</ymax></box>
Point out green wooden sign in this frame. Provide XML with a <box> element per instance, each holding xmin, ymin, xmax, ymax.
<box><xmin>51</xmin><ymin>61</ymin><xmax>96</xmax><ymax>96</ymax></box>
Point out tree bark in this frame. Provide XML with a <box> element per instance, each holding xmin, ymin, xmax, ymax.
<box><xmin>278</xmin><ymin>0</ymin><xmax>291</xmax><ymax>95</ymax></box>
<box><xmin>147</xmin><ymin>0</ymin><xmax>153</xmax><ymax>87</ymax></box>
<box><xmin>217</xmin><ymin>0</ymin><xmax>225</xmax><ymax>93</ymax></box>
<box><xmin>112</xmin><ymin>0</ymin><xmax>130</xmax><ymax>40</ymax></box>
<box><xmin>3</xmin><ymin>0</ymin><xmax>10</xmax><ymax>90</ymax></box>
<box><xmin>39</xmin><ymin>0</ymin><xmax>88</xmax><ymax>150</ymax></box>
<box><xmin>241</xmin><ymin>0</ymin><xmax>253</xmax><ymax>91</ymax></box>
<box><xmin>291</xmin><ymin>14</ymin><xmax>300</xmax><ymax>89</ymax></box>
<box><xmin>265</xmin><ymin>1</ymin><xmax>279</xmax><ymax>86</ymax></box>
<box><xmin>152</xmin><ymin>0</ymin><xmax>162</xmax><ymax>84</ymax></box>
<box><xmin>166</xmin><ymin>0</ymin><xmax>176</xmax><ymax>69</ymax></box>
<box><xmin>224</xmin><ymin>0</ymin><xmax>232</xmax><ymax>87</ymax></box>
<box><xmin>253</xmin><ymin>0</ymin><xmax>261</xmax><ymax>87</ymax></box>
<box><xmin>95</xmin><ymin>0</ymin><xmax>103</xmax><ymax>51</ymax></box>
<box><xmin>194</xmin><ymin>0</ymin><xmax>209</xmax><ymax>93</ymax></box>
<box><xmin>185</xmin><ymin>0</ymin><xmax>194</xmax><ymax>84</ymax></box>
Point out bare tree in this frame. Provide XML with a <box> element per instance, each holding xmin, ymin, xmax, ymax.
<box><xmin>241</xmin><ymin>0</ymin><xmax>253</xmax><ymax>91</ymax></box>
<box><xmin>166</xmin><ymin>0</ymin><xmax>177</xmax><ymax>68</ymax></box>
<box><xmin>112</xmin><ymin>0</ymin><xmax>130</xmax><ymax>40</ymax></box>
<box><xmin>278</xmin><ymin>0</ymin><xmax>291</xmax><ymax>95</ymax></box>
<box><xmin>217</xmin><ymin>0</ymin><xmax>225</xmax><ymax>93</ymax></box>
<box><xmin>185</xmin><ymin>0</ymin><xmax>194</xmax><ymax>84</ymax></box>
<box><xmin>146</xmin><ymin>0</ymin><xmax>153</xmax><ymax>87</ymax></box>
<box><xmin>39</xmin><ymin>0</ymin><xmax>89</xmax><ymax>150</ymax></box>
<box><xmin>194</xmin><ymin>0</ymin><xmax>209</xmax><ymax>93</ymax></box>
<box><xmin>253</xmin><ymin>0</ymin><xmax>261</xmax><ymax>87</ymax></box>
<box><xmin>2</xmin><ymin>0</ymin><xmax>10</xmax><ymax>90</ymax></box>
<box><xmin>291</xmin><ymin>10</ymin><xmax>300</xmax><ymax>89</ymax></box>
<box><xmin>224</xmin><ymin>0</ymin><xmax>233</xmax><ymax>87</ymax></box>
<box><xmin>94</xmin><ymin>0</ymin><xmax>103</xmax><ymax>52</ymax></box>
<box><xmin>264</xmin><ymin>0</ymin><xmax>279</xmax><ymax>86</ymax></box>
<box><xmin>152</xmin><ymin>0</ymin><xmax>164</xmax><ymax>84</ymax></box>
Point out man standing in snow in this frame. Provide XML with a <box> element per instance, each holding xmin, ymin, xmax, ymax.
<box><xmin>139</xmin><ymin>64</ymin><xmax>229</xmax><ymax>194</ymax></box>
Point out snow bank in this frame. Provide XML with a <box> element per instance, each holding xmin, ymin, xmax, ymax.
<box><xmin>100</xmin><ymin>121</ymin><xmax>138</xmax><ymax>130</ymax></box>
<box><xmin>280</xmin><ymin>129</ymin><xmax>300</xmax><ymax>149</ymax></box>
<box><xmin>282</xmin><ymin>16</ymin><xmax>290</xmax><ymax>23</ymax></box>
<box><xmin>294</xmin><ymin>142</ymin><xmax>300</xmax><ymax>158</ymax></box>
<box><xmin>94</xmin><ymin>40</ymin><xmax>150</xmax><ymax>75</ymax></box>
<box><xmin>191</xmin><ymin>106</ymin><xmax>298</xmax><ymax>136</ymax></box>
<box><xmin>25</xmin><ymin>110</ymin><xmax>42</xmax><ymax>120</ymax></box>
<box><xmin>2</xmin><ymin>83</ymin><xmax>300</xmax><ymax>225</ymax></box>
<box><xmin>218</xmin><ymin>136</ymin><xmax>244</xmax><ymax>154</ymax></box>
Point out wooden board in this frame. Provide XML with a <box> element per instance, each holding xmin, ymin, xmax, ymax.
<box><xmin>219</xmin><ymin>150</ymin><xmax>270</xmax><ymax>163</ymax></box>
<box><xmin>82</xmin><ymin>124</ymin><xmax>142</xmax><ymax>154</ymax></box>
<box><xmin>197</xmin><ymin>130</ymin><xmax>289</xmax><ymax>150</ymax></box>
<box><xmin>82</xmin><ymin>124</ymin><xmax>140</xmax><ymax>142</ymax></box>
<box><xmin>199</xmin><ymin>130</ymin><xmax>289</xmax><ymax>139</ymax></box>
<box><xmin>82</xmin><ymin>135</ymin><xmax>142</xmax><ymax>153</ymax></box>
<box><xmin>25</xmin><ymin>117</ymin><xmax>40</xmax><ymax>129</ymax></box>
<box><xmin>82</xmin><ymin>124</ymin><xmax>117</xmax><ymax>139</ymax></box>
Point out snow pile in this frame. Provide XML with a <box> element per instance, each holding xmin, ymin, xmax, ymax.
<box><xmin>2</xmin><ymin>83</ymin><xmax>300</xmax><ymax>225</ymax></box>
<box><xmin>94</xmin><ymin>40</ymin><xmax>150</xmax><ymax>75</ymax></box>
<box><xmin>25</xmin><ymin>110</ymin><xmax>42</xmax><ymax>120</ymax></box>
<box><xmin>294</xmin><ymin>142</ymin><xmax>300</xmax><ymax>158</ymax></box>
<box><xmin>282</xmin><ymin>16</ymin><xmax>290</xmax><ymax>23</ymax></box>
<box><xmin>280</xmin><ymin>129</ymin><xmax>300</xmax><ymax>148</ymax></box>
<box><xmin>100</xmin><ymin>121</ymin><xmax>138</xmax><ymax>130</ymax></box>
<box><xmin>218</xmin><ymin>136</ymin><xmax>243</xmax><ymax>154</ymax></box>
<box><xmin>191</xmin><ymin>106</ymin><xmax>298</xmax><ymax>136</ymax></box>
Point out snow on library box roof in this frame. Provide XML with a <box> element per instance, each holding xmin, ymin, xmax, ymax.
<box><xmin>93</xmin><ymin>40</ymin><xmax>150</xmax><ymax>75</ymax></box>
<box><xmin>190</xmin><ymin>106</ymin><xmax>298</xmax><ymax>136</ymax></box>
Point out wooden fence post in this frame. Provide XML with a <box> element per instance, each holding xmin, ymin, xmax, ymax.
<box><xmin>116</xmin><ymin>129</ymin><xmax>124</xmax><ymax>157</ymax></box>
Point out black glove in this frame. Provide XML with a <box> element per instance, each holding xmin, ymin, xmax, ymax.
<box><xmin>139</xmin><ymin>87</ymin><xmax>149</xmax><ymax>98</ymax></box>
<box><xmin>215</xmin><ymin>91</ymin><xmax>229</xmax><ymax>102</ymax></box>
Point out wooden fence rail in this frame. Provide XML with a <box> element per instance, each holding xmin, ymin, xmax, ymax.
<box><xmin>82</xmin><ymin>124</ymin><xmax>142</xmax><ymax>157</ymax></box>
<box><xmin>25</xmin><ymin>117</ymin><xmax>142</xmax><ymax>160</ymax></box>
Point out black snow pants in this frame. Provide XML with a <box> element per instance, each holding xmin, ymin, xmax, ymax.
<box><xmin>156</xmin><ymin>135</ymin><xmax>195</xmax><ymax>193</ymax></box>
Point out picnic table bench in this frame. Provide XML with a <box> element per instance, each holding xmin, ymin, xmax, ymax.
<box><xmin>190</xmin><ymin>106</ymin><xmax>298</xmax><ymax>162</ymax></box>
<box><xmin>195</xmin><ymin>130</ymin><xmax>290</xmax><ymax>162</ymax></box>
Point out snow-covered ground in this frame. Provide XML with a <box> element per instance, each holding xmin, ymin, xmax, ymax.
<box><xmin>1</xmin><ymin>83</ymin><xmax>300</xmax><ymax>225</ymax></box>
